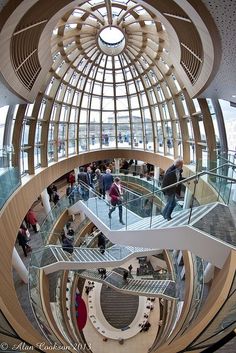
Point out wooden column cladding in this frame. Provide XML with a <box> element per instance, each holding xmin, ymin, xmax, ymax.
<box><xmin>182</xmin><ymin>89</ymin><xmax>202</xmax><ymax>169</ymax></box>
<box><xmin>198</xmin><ymin>98</ymin><xmax>217</xmax><ymax>170</ymax></box>
<box><xmin>12</xmin><ymin>104</ymin><xmax>27</xmax><ymax>169</ymax></box>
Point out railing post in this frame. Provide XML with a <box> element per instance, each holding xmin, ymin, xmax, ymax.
<box><xmin>187</xmin><ymin>178</ymin><xmax>198</xmax><ymax>224</ymax></box>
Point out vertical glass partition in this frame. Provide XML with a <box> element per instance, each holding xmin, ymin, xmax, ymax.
<box><xmin>0</xmin><ymin>147</ymin><xmax>21</xmax><ymax>210</ymax></box>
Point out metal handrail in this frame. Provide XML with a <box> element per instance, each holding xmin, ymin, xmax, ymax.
<box><xmin>75</xmin><ymin>163</ymin><xmax>236</xmax><ymax>222</ymax></box>
<box><xmin>206</xmin><ymin>171</ymin><xmax>236</xmax><ymax>182</ymax></box>
<box><xmin>216</xmin><ymin>154</ymin><xmax>236</xmax><ymax>167</ymax></box>
<box><xmin>123</xmin><ymin>162</ymin><xmax>236</xmax><ymax>204</ymax></box>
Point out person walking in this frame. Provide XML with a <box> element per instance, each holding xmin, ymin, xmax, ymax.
<box><xmin>103</xmin><ymin>168</ymin><xmax>113</xmax><ymax>201</ymax></box>
<box><xmin>161</xmin><ymin>158</ymin><xmax>184</xmax><ymax>221</ymax></box>
<box><xmin>25</xmin><ymin>209</ymin><xmax>39</xmax><ymax>233</ymax></box>
<box><xmin>108</xmin><ymin>177</ymin><xmax>125</xmax><ymax>225</ymax></box>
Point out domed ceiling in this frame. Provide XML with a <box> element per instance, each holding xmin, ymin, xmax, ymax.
<box><xmin>44</xmin><ymin>0</ymin><xmax>183</xmax><ymax>155</ymax></box>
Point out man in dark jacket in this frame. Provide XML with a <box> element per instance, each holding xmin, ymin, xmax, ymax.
<box><xmin>77</xmin><ymin>167</ymin><xmax>90</xmax><ymax>200</ymax></box>
<box><xmin>108</xmin><ymin>177</ymin><xmax>125</xmax><ymax>225</ymax></box>
<box><xmin>162</xmin><ymin>158</ymin><xmax>184</xmax><ymax>220</ymax></box>
<box><xmin>103</xmin><ymin>168</ymin><xmax>114</xmax><ymax>200</ymax></box>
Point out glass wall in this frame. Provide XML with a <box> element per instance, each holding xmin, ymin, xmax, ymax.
<box><xmin>219</xmin><ymin>99</ymin><xmax>236</xmax><ymax>152</ymax></box>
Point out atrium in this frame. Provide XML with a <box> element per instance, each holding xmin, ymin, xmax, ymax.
<box><xmin>0</xmin><ymin>0</ymin><xmax>236</xmax><ymax>352</ymax></box>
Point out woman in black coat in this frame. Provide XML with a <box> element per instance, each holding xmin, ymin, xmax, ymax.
<box><xmin>17</xmin><ymin>228</ymin><xmax>31</xmax><ymax>257</ymax></box>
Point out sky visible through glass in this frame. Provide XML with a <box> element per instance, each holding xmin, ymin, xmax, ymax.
<box><xmin>99</xmin><ymin>27</ymin><xmax>124</xmax><ymax>44</ymax></box>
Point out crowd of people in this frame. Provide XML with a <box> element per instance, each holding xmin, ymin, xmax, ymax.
<box><xmin>65</xmin><ymin>161</ymin><xmax>128</xmax><ymax>225</ymax></box>
<box><xmin>63</xmin><ymin>157</ymin><xmax>184</xmax><ymax>226</ymax></box>
<box><xmin>17</xmin><ymin>157</ymin><xmax>184</xmax><ymax>259</ymax></box>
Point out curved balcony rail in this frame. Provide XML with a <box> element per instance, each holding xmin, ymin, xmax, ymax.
<box><xmin>28</xmin><ymin>266</ymin><xmax>64</xmax><ymax>346</ymax></box>
<box><xmin>76</xmin><ymin>165</ymin><xmax>236</xmax><ymax>233</ymax></box>
<box><xmin>171</xmin><ymin>255</ymin><xmax>204</xmax><ymax>340</ymax></box>
<box><xmin>115</xmin><ymin>171</ymin><xmax>161</xmax><ymax>193</ymax></box>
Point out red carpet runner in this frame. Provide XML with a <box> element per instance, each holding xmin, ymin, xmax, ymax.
<box><xmin>75</xmin><ymin>294</ymin><xmax>87</xmax><ymax>330</ymax></box>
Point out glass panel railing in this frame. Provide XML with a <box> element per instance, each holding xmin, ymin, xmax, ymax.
<box><xmin>28</xmin><ymin>266</ymin><xmax>63</xmax><ymax>345</ymax></box>
<box><xmin>207</xmin><ymin>159</ymin><xmax>236</xmax><ymax>204</ymax></box>
<box><xmin>175</xmin><ymin>255</ymin><xmax>204</xmax><ymax>337</ymax></box>
<box><xmin>77</xmin><ymin>268</ymin><xmax>177</xmax><ymax>299</ymax></box>
<box><xmin>115</xmin><ymin>171</ymin><xmax>160</xmax><ymax>193</ymax></box>
<box><xmin>0</xmin><ymin>166</ymin><xmax>21</xmax><ymax>210</ymax></box>
<box><xmin>29</xmin><ymin>257</ymin><xmax>90</xmax><ymax>350</ymax></box>
<box><xmin>77</xmin><ymin>170</ymin><xmax>236</xmax><ymax>231</ymax></box>
<box><xmin>0</xmin><ymin>147</ymin><xmax>21</xmax><ymax>210</ymax></box>
<box><xmin>40</xmin><ymin>186</ymin><xmax>84</xmax><ymax>244</ymax></box>
<box><xmin>78</xmin><ymin>182</ymin><xmax>144</xmax><ymax>230</ymax></box>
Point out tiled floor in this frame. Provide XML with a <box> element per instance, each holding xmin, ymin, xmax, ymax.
<box><xmin>193</xmin><ymin>203</ymin><xmax>236</xmax><ymax>247</ymax></box>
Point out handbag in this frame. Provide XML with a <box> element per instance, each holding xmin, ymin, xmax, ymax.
<box><xmin>26</xmin><ymin>229</ymin><xmax>31</xmax><ymax>239</ymax></box>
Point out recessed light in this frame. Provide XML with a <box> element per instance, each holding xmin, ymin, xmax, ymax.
<box><xmin>232</xmin><ymin>95</ymin><xmax>236</xmax><ymax>98</ymax></box>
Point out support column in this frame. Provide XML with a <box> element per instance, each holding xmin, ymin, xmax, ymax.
<box><xmin>41</xmin><ymin>188</ymin><xmax>52</xmax><ymax>217</ymax></box>
<box><xmin>154</xmin><ymin>166</ymin><xmax>160</xmax><ymax>182</ymax></box>
<box><xmin>204</xmin><ymin>263</ymin><xmax>215</xmax><ymax>283</ymax></box>
<box><xmin>12</xmin><ymin>248</ymin><xmax>28</xmax><ymax>284</ymax></box>
<box><xmin>114</xmin><ymin>158</ymin><xmax>120</xmax><ymax>174</ymax></box>
<box><xmin>211</xmin><ymin>97</ymin><xmax>228</xmax><ymax>155</ymax></box>
<box><xmin>183</xmin><ymin>187</ymin><xmax>193</xmax><ymax>209</ymax></box>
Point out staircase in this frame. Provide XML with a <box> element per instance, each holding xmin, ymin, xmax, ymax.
<box><xmin>125</xmin><ymin>203</ymin><xmax>215</xmax><ymax>230</ymax></box>
<box><xmin>78</xmin><ymin>269</ymin><xmax>177</xmax><ymax>300</ymax></box>
<box><xmin>35</xmin><ymin>244</ymin><xmax>160</xmax><ymax>275</ymax></box>
<box><xmin>75</xmin><ymin>199</ymin><xmax>236</xmax><ymax>269</ymax></box>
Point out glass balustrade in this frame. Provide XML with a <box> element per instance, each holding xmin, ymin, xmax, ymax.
<box><xmin>30</xmin><ymin>244</ymin><xmax>161</xmax><ymax>269</ymax></box>
<box><xmin>0</xmin><ymin>147</ymin><xmax>21</xmax><ymax>210</ymax></box>
<box><xmin>28</xmin><ymin>266</ymin><xmax>63</xmax><ymax>345</ymax></box>
<box><xmin>115</xmin><ymin>171</ymin><xmax>160</xmax><ymax>193</ymax></box>
<box><xmin>77</xmin><ymin>268</ymin><xmax>177</xmax><ymax>299</ymax></box>
<box><xmin>40</xmin><ymin>186</ymin><xmax>85</xmax><ymax>244</ymax></box>
<box><xmin>77</xmin><ymin>167</ymin><xmax>236</xmax><ymax>233</ymax></box>
<box><xmin>175</xmin><ymin>255</ymin><xmax>204</xmax><ymax>337</ymax></box>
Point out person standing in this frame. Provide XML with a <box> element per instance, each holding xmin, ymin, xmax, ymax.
<box><xmin>95</xmin><ymin>168</ymin><xmax>105</xmax><ymax>198</ymax></box>
<box><xmin>128</xmin><ymin>264</ymin><xmax>133</xmax><ymax>273</ymax></box>
<box><xmin>17</xmin><ymin>227</ymin><xmax>31</xmax><ymax>257</ymax></box>
<box><xmin>52</xmin><ymin>190</ymin><xmax>60</xmax><ymax>205</ymax></box>
<box><xmin>103</xmin><ymin>169</ymin><xmax>113</xmax><ymax>201</ymax></box>
<box><xmin>86</xmin><ymin>166</ymin><xmax>95</xmax><ymax>189</ymax></box>
<box><xmin>123</xmin><ymin>270</ymin><xmax>129</xmax><ymax>281</ymax></box>
<box><xmin>77</xmin><ymin>166</ymin><xmax>90</xmax><ymax>200</ymax></box>
<box><xmin>108</xmin><ymin>177</ymin><xmax>125</xmax><ymax>225</ymax></box>
<box><xmin>161</xmin><ymin>158</ymin><xmax>184</xmax><ymax>221</ymax></box>
<box><xmin>47</xmin><ymin>185</ymin><xmax>53</xmax><ymax>202</ymax></box>
<box><xmin>62</xmin><ymin>232</ymin><xmax>74</xmax><ymax>257</ymax></box>
<box><xmin>68</xmin><ymin>171</ymin><xmax>75</xmax><ymax>187</ymax></box>
<box><xmin>66</xmin><ymin>184</ymin><xmax>75</xmax><ymax>205</ymax></box>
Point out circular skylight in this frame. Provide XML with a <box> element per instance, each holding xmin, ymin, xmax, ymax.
<box><xmin>99</xmin><ymin>26</ymin><xmax>124</xmax><ymax>45</ymax></box>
